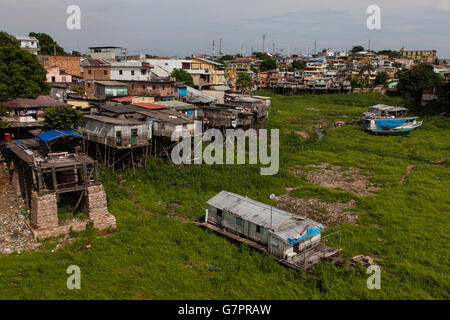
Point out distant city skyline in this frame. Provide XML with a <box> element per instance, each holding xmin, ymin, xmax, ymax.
<box><xmin>1</xmin><ymin>0</ymin><xmax>450</xmax><ymax>58</ymax></box>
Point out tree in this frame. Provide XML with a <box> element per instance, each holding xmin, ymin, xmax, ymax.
<box><xmin>351</xmin><ymin>45</ymin><xmax>365</xmax><ymax>53</ymax></box>
<box><xmin>71</xmin><ymin>50</ymin><xmax>81</xmax><ymax>56</ymax></box>
<box><xmin>0</xmin><ymin>31</ymin><xmax>50</xmax><ymax>102</ymax></box>
<box><xmin>374</xmin><ymin>71</ymin><xmax>389</xmax><ymax>87</ymax></box>
<box><xmin>291</xmin><ymin>60</ymin><xmax>306</xmax><ymax>70</ymax></box>
<box><xmin>260</xmin><ymin>58</ymin><xmax>277</xmax><ymax>71</ymax></box>
<box><xmin>236</xmin><ymin>72</ymin><xmax>253</xmax><ymax>94</ymax></box>
<box><xmin>29</xmin><ymin>32</ymin><xmax>67</xmax><ymax>55</ymax></box>
<box><xmin>397</xmin><ymin>64</ymin><xmax>445</xmax><ymax>98</ymax></box>
<box><xmin>42</xmin><ymin>106</ymin><xmax>83</xmax><ymax>130</ymax></box>
<box><xmin>171</xmin><ymin>68</ymin><xmax>194</xmax><ymax>87</ymax></box>
<box><xmin>377</xmin><ymin>50</ymin><xmax>402</xmax><ymax>58</ymax></box>
<box><xmin>217</xmin><ymin>55</ymin><xmax>234</xmax><ymax>64</ymax></box>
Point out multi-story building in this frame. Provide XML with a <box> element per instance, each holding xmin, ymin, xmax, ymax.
<box><xmin>400</xmin><ymin>49</ymin><xmax>437</xmax><ymax>62</ymax></box>
<box><xmin>16</xmin><ymin>36</ymin><xmax>40</xmax><ymax>55</ymax></box>
<box><xmin>187</xmin><ymin>56</ymin><xmax>225</xmax><ymax>89</ymax></box>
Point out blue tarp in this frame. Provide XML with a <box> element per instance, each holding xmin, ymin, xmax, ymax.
<box><xmin>37</xmin><ymin>130</ymin><xmax>82</xmax><ymax>143</ymax></box>
<box><xmin>376</xmin><ymin>118</ymin><xmax>416</xmax><ymax>130</ymax></box>
<box><xmin>287</xmin><ymin>227</ymin><xmax>323</xmax><ymax>245</ymax></box>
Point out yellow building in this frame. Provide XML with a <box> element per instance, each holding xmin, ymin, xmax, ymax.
<box><xmin>188</xmin><ymin>57</ymin><xmax>225</xmax><ymax>89</ymax></box>
<box><xmin>401</xmin><ymin>49</ymin><xmax>436</xmax><ymax>62</ymax></box>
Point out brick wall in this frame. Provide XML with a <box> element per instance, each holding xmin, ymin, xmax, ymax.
<box><xmin>125</xmin><ymin>81</ymin><xmax>175</xmax><ymax>98</ymax></box>
<box><xmin>39</xmin><ymin>55</ymin><xmax>82</xmax><ymax>77</ymax></box>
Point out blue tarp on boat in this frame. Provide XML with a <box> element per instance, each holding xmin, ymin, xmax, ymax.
<box><xmin>287</xmin><ymin>227</ymin><xmax>323</xmax><ymax>245</ymax></box>
<box><xmin>37</xmin><ymin>130</ymin><xmax>82</xmax><ymax>143</ymax></box>
<box><xmin>376</xmin><ymin>118</ymin><xmax>416</xmax><ymax>130</ymax></box>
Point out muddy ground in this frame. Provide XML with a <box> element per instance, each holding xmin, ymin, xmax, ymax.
<box><xmin>276</xmin><ymin>189</ymin><xmax>358</xmax><ymax>227</ymax></box>
<box><xmin>290</xmin><ymin>163</ymin><xmax>378</xmax><ymax>197</ymax></box>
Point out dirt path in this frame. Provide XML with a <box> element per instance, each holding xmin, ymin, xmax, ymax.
<box><xmin>401</xmin><ymin>165</ymin><xmax>415</xmax><ymax>183</ymax></box>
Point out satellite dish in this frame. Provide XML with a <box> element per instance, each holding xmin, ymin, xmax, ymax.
<box><xmin>269</xmin><ymin>194</ymin><xmax>276</xmax><ymax>200</ymax></box>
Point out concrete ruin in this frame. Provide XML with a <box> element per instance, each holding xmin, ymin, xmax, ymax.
<box><xmin>3</xmin><ymin>129</ymin><xmax>116</xmax><ymax>240</ymax></box>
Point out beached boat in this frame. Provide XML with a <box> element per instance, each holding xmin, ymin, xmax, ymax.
<box><xmin>361</xmin><ymin>104</ymin><xmax>423</xmax><ymax>135</ymax></box>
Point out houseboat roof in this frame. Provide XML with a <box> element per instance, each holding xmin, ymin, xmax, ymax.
<box><xmin>369</xmin><ymin>104</ymin><xmax>408</xmax><ymax>112</ymax></box>
<box><xmin>207</xmin><ymin>191</ymin><xmax>324</xmax><ymax>243</ymax></box>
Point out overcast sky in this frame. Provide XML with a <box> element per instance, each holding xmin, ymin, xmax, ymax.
<box><xmin>1</xmin><ymin>0</ymin><xmax>449</xmax><ymax>58</ymax></box>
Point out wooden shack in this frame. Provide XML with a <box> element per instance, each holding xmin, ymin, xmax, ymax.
<box><xmin>79</xmin><ymin>115</ymin><xmax>149</xmax><ymax>149</ymax></box>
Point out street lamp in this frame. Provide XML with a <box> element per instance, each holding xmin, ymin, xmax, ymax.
<box><xmin>269</xmin><ymin>194</ymin><xmax>276</xmax><ymax>229</ymax></box>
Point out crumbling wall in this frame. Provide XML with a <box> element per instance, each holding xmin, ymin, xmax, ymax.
<box><xmin>30</xmin><ymin>192</ymin><xmax>58</xmax><ymax>229</ymax></box>
<box><xmin>82</xmin><ymin>185</ymin><xmax>116</xmax><ymax>230</ymax></box>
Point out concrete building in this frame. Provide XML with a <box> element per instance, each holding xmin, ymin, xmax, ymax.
<box><xmin>16</xmin><ymin>36</ymin><xmax>40</xmax><ymax>55</ymax></box>
<box><xmin>188</xmin><ymin>57</ymin><xmax>225</xmax><ymax>89</ymax></box>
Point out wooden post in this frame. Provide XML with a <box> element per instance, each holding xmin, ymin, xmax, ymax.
<box><xmin>131</xmin><ymin>148</ymin><xmax>136</xmax><ymax>180</ymax></box>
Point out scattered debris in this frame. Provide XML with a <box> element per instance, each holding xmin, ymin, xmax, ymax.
<box><xmin>276</xmin><ymin>193</ymin><xmax>358</xmax><ymax>227</ymax></box>
<box><xmin>0</xmin><ymin>165</ymin><xmax>40</xmax><ymax>254</ymax></box>
<box><xmin>290</xmin><ymin>163</ymin><xmax>378</xmax><ymax>196</ymax></box>
<box><xmin>349</xmin><ymin>255</ymin><xmax>380</xmax><ymax>268</ymax></box>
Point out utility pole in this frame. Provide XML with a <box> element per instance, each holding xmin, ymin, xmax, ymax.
<box><xmin>219</xmin><ymin>38</ymin><xmax>222</xmax><ymax>55</ymax></box>
<box><xmin>212</xmin><ymin>40</ymin><xmax>215</xmax><ymax>57</ymax></box>
<box><xmin>262</xmin><ymin>34</ymin><xmax>266</xmax><ymax>52</ymax></box>
<box><xmin>272</xmin><ymin>42</ymin><xmax>275</xmax><ymax>54</ymax></box>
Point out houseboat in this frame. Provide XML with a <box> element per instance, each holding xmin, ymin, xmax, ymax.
<box><xmin>361</xmin><ymin>104</ymin><xmax>422</xmax><ymax>135</ymax></box>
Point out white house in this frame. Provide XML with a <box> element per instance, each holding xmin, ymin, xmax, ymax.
<box><xmin>16</xmin><ymin>36</ymin><xmax>40</xmax><ymax>55</ymax></box>
<box><xmin>110</xmin><ymin>61</ymin><xmax>153</xmax><ymax>81</ymax></box>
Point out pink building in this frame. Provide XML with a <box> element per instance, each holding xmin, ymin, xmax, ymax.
<box><xmin>45</xmin><ymin>66</ymin><xmax>74</xmax><ymax>83</ymax></box>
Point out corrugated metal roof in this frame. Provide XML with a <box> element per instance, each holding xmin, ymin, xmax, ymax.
<box><xmin>370</xmin><ymin>104</ymin><xmax>407</xmax><ymax>112</ymax></box>
<box><xmin>207</xmin><ymin>191</ymin><xmax>324</xmax><ymax>243</ymax></box>
<box><xmin>37</xmin><ymin>130</ymin><xmax>82</xmax><ymax>143</ymax></box>
<box><xmin>83</xmin><ymin>115</ymin><xmax>145</xmax><ymax>125</ymax></box>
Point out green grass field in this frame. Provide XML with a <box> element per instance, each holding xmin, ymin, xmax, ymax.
<box><xmin>0</xmin><ymin>92</ymin><xmax>448</xmax><ymax>299</ymax></box>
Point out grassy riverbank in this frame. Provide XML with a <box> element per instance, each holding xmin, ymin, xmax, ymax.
<box><xmin>0</xmin><ymin>92</ymin><xmax>448</xmax><ymax>299</ymax></box>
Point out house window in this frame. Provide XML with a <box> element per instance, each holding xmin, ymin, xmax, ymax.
<box><xmin>142</xmin><ymin>85</ymin><xmax>145</xmax><ymax>90</ymax></box>
<box><xmin>87</xmin><ymin>83</ymin><xmax>91</xmax><ymax>88</ymax></box>
<box><xmin>131</xmin><ymin>70</ymin><xmax>135</xmax><ymax>76</ymax></box>
<box><xmin>217</xmin><ymin>209</ymin><xmax>223</xmax><ymax>218</ymax></box>
<box><xmin>88</xmin><ymin>70</ymin><xmax>92</xmax><ymax>74</ymax></box>
<box><xmin>162</xmin><ymin>85</ymin><xmax>165</xmax><ymax>90</ymax></box>
<box><xmin>141</xmin><ymin>69</ymin><xmax>147</xmax><ymax>75</ymax></box>
<box><xmin>153</xmin><ymin>85</ymin><xmax>156</xmax><ymax>90</ymax></box>
<box><xmin>119</xmin><ymin>70</ymin><xmax>123</xmax><ymax>75</ymax></box>
<box><xmin>236</xmin><ymin>217</ymin><xmax>243</xmax><ymax>226</ymax></box>
<box><xmin>131</xmin><ymin>84</ymin><xmax>135</xmax><ymax>89</ymax></box>
<box><xmin>256</xmin><ymin>225</ymin><xmax>264</xmax><ymax>234</ymax></box>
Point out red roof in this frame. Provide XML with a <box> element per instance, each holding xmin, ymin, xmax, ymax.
<box><xmin>111</xmin><ymin>96</ymin><xmax>138</xmax><ymax>102</ymax></box>
<box><xmin>131</xmin><ymin>103</ymin><xmax>169</xmax><ymax>110</ymax></box>
<box><xmin>0</xmin><ymin>96</ymin><xmax>69</xmax><ymax>109</ymax></box>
